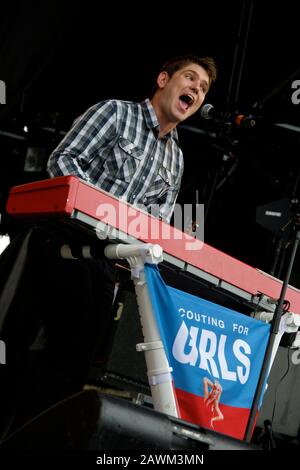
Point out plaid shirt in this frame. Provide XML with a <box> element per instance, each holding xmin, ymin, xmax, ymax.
<box><xmin>47</xmin><ymin>99</ymin><xmax>183</xmax><ymax>222</ymax></box>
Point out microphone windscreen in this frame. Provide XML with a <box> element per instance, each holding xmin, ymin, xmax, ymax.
<box><xmin>200</xmin><ymin>103</ymin><xmax>214</xmax><ymax>120</ymax></box>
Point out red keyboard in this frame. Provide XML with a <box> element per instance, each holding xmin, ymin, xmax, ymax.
<box><xmin>6</xmin><ymin>175</ymin><xmax>300</xmax><ymax>314</ymax></box>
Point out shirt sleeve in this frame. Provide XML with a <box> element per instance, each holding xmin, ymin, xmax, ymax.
<box><xmin>47</xmin><ymin>100</ymin><xmax>118</xmax><ymax>181</ymax></box>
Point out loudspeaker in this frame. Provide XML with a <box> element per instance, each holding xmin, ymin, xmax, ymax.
<box><xmin>257</xmin><ymin>346</ymin><xmax>300</xmax><ymax>437</ymax></box>
<box><xmin>0</xmin><ymin>389</ymin><xmax>258</xmax><ymax>450</ymax></box>
<box><xmin>91</xmin><ymin>288</ymin><xmax>149</xmax><ymax>393</ymax></box>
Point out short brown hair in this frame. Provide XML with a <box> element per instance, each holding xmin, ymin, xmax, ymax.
<box><xmin>152</xmin><ymin>54</ymin><xmax>217</xmax><ymax>96</ymax></box>
<box><xmin>160</xmin><ymin>54</ymin><xmax>217</xmax><ymax>85</ymax></box>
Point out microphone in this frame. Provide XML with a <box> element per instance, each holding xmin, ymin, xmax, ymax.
<box><xmin>200</xmin><ymin>103</ymin><xmax>257</xmax><ymax>128</ymax></box>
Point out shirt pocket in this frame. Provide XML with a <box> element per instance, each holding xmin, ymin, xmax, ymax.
<box><xmin>145</xmin><ymin>164</ymin><xmax>177</xmax><ymax>204</ymax></box>
<box><xmin>115</xmin><ymin>137</ymin><xmax>144</xmax><ymax>183</ymax></box>
<box><xmin>158</xmin><ymin>165</ymin><xmax>175</xmax><ymax>190</ymax></box>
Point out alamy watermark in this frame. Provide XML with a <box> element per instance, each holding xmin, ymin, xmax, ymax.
<box><xmin>291</xmin><ymin>79</ymin><xmax>300</xmax><ymax>105</ymax></box>
<box><xmin>0</xmin><ymin>80</ymin><xmax>6</xmax><ymax>104</ymax></box>
<box><xmin>0</xmin><ymin>340</ymin><xmax>6</xmax><ymax>364</ymax></box>
<box><xmin>95</xmin><ymin>202</ymin><xmax>204</xmax><ymax>251</ymax></box>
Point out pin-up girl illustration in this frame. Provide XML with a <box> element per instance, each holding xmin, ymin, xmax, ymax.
<box><xmin>203</xmin><ymin>377</ymin><xmax>224</xmax><ymax>428</ymax></box>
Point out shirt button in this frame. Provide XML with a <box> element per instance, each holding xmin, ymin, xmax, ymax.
<box><xmin>132</xmin><ymin>195</ymin><xmax>136</xmax><ymax>199</ymax></box>
<box><xmin>142</xmin><ymin>176</ymin><xmax>145</xmax><ymax>180</ymax></box>
<box><xmin>150</xmin><ymin>157</ymin><xmax>154</xmax><ymax>161</ymax></box>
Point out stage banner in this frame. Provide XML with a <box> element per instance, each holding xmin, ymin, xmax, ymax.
<box><xmin>144</xmin><ymin>264</ymin><xmax>271</xmax><ymax>440</ymax></box>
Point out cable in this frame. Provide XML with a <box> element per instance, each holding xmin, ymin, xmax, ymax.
<box><xmin>250</xmin><ymin>293</ymin><xmax>264</xmax><ymax>317</ymax></box>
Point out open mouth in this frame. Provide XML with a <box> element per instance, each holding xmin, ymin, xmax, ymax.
<box><xmin>179</xmin><ymin>94</ymin><xmax>195</xmax><ymax>110</ymax></box>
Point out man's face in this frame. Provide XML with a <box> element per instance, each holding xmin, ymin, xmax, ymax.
<box><xmin>157</xmin><ymin>63</ymin><xmax>210</xmax><ymax>123</ymax></box>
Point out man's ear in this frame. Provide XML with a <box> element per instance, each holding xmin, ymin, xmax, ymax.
<box><xmin>157</xmin><ymin>71</ymin><xmax>170</xmax><ymax>89</ymax></box>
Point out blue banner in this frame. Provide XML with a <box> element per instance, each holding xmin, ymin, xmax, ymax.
<box><xmin>144</xmin><ymin>263</ymin><xmax>271</xmax><ymax>438</ymax></box>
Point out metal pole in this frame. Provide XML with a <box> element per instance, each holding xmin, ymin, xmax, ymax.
<box><xmin>104</xmin><ymin>243</ymin><xmax>179</xmax><ymax>418</ymax></box>
<box><xmin>244</xmin><ymin>229</ymin><xmax>300</xmax><ymax>441</ymax></box>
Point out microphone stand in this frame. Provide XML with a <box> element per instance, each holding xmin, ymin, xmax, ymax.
<box><xmin>244</xmin><ymin>218</ymin><xmax>300</xmax><ymax>442</ymax></box>
<box><xmin>204</xmin><ymin>125</ymin><xmax>239</xmax><ymax>222</ymax></box>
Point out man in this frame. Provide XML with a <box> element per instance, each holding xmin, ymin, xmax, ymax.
<box><xmin>5</xmin><ymin>55</ymin><xmax>217</xmax><ymax>432</ymax></box>
<box><xmin>47</xmin><ymin>54</ymin><xmax>217</xmax><ymax>222</ymax></box>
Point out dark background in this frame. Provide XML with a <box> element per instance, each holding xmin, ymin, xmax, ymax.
<box><xmin>0</xmin><ymin>0</ymin><xmax>299</xmax><ymax>283</ymax></box>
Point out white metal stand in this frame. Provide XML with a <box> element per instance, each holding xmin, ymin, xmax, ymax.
<box><xmin>253</xmin><ymin>310</ymin><xmax>300</xmax><ymax>372</ymax></box>
<box><xmin>104</xmin><ymin>243</ymin><xmax>179</xmax><ymax>418</ymax></box>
